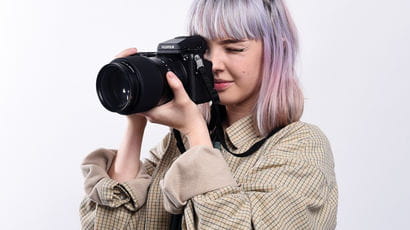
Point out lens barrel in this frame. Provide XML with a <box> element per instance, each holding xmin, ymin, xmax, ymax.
<box><xmin>96</xmin><ymin>55</ymin><xmax>168</xmax><ymax>114</ymax></box>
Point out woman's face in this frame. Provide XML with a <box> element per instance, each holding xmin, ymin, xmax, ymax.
<box><xmin>204</xmin><ymin>39</ymin><xmax>263</xmax><ymax>108</ymax></box>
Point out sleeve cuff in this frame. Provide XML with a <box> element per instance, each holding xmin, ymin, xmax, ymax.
<box><xmin>81</xmin><ymin>148</ymin><xmax>152</xmax><ymax>211</ymax></box>
<box><xmin>160</xmin><ymin>145</ymin><xmax>238</xmax><ymax>214</ymax></box>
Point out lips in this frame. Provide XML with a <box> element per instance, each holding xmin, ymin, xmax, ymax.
<box><xmin>214</xmin><ymin>79</ymin><xmax>233</xmax><ymax>91</ymax></box>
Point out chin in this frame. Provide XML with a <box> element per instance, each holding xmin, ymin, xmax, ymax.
<box><xmin>216</xmin><ymin>90</ymin><xmax>242</xmax><ymax>106</ymax></box>
<box><xmin>217</xmin><ymin>97</ymin><xmax>238</xmax><ymax>106</ymax></box>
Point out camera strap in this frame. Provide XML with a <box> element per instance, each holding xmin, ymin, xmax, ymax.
<box><xmin>193</xmin><ymin>55</ymin><xmax>284</xmax><ymax>157</ymax></box>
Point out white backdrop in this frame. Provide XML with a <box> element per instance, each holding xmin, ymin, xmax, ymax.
<box><xmin>1</xmin><ymin>0</ymin><xmax>409</xmax><ymax>229</ymax></box>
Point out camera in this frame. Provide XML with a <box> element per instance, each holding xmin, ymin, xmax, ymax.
<box><xmin>96</xmin><ymin>35</ymin><xmax>213</xmax><ymax>115</ymax></box>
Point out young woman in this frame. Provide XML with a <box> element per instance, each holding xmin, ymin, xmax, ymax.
<box><xmin>80</xmin><ymin>0</ymin><xmax>338</xmax><ymax>229</ymax></box>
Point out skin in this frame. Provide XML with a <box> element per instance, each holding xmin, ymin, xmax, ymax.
<box><xmin>108</xmin><ymin>39</ymin><xmax>264</xmax><ymax>182</ymax></box>
<box><xmin>205</xmin><ymin>39</ymin><xmax>263</xmax><ymax>126</ymax></box>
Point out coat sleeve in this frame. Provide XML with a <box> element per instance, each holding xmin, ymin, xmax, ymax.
<box><xmin>161</xmin><ymin>132</ymin><xmax>338</xmax><ymax>229</ymax></box>
<box><xmin>79</xmin><ymin>133</ymin><xmax>171</xmax><ymax>230</ymax></box>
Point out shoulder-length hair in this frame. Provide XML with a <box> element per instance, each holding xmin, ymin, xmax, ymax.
<box><xmin>187</xmin><ymin>0</ymin><xmax>304</xmax><ymax>136</ymax></box>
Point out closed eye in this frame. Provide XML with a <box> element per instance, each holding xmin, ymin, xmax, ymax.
<box><xmin>226</xmin><ymin>47</ymin><xmax>245</xmax><ymax>53</ymax></box>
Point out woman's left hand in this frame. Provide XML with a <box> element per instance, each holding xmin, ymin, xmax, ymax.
<box><xmin>142</xmin><ymin>71</ymin><xmax>212</xmax><ymax>148</ymax></box>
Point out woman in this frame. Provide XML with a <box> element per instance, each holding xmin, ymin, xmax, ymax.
<box><xmin>80</xmin><ymin>0</ymin><xmax>338</xmax><ymax>229</ymax></box>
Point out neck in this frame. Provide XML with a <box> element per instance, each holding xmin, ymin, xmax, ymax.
<box><xmin>225</xmin><ymin>103</ymin><xmax>254</xmax><ymax>127</ymax></box>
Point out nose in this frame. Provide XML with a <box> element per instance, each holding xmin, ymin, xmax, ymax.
<box><xmin>205</xmin><ymin>49</ymin><xmax>224</xmax><ymax>75</ymax></box>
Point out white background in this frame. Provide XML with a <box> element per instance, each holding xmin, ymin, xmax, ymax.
<box><xmin>1</xmin><ymin>0</ymin><xmax>409</xmax><ymax>229</ymax></box>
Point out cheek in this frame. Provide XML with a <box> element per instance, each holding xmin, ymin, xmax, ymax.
<box><xmin>234</xmin><ymin>61</ymin><xmax>252</xmax><ymax>78</ymax></box>
<box><xmin>230</xmin><ymin>56</ymin><xmax>263</xmax><ymax>92</ymax></box>
<box><xmin>234</xmin><ymin>70</ymin><xmax>260</xmax><ymax>95</ymax></box>
<box><xmin>237</xmin><ymin>64</ymin><xmax>260</xmax><ymax>86</ymax></box>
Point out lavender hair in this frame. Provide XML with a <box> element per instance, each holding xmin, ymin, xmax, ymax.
<box><xmin>187</xmin><ymin>0</ymin><xmax>304</xmax><ymax>136</ymax></box>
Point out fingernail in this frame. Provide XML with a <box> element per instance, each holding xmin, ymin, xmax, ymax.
<box><xmin>167</xmin><ymin>72</ymin><xmax>175</xmax><ymax>78</ymax></box>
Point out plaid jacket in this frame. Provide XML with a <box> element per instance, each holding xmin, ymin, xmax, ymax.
<box><xmin>80</xmin><ymin>116</ymin><xmax>338</xmax><ymax>229</ymax></box>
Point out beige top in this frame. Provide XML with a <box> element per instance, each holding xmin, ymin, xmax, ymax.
<box><xmin>80</xmin><ymin>116</ymin><xmax>338</xmax><ymax>229</ymax></box>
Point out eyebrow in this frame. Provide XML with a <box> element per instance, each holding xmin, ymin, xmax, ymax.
<box><xmin>218</xmin><ymin>39</ymin><xmax>247</xmax><ymax>45</ymax></box>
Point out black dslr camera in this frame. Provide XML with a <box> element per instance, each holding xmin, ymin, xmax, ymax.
<box><xmin>96</xmin><ymin>35</ymin><xmax>213</xmax><ymax>115</ymax></box>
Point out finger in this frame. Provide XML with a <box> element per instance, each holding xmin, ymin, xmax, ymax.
<box><xmin>166</xmin><ymin>72</ymin><xmax>190</xmax><ymax>104</ymax></box>
<box><xmin>115</xmin><ymin>48</ymin><xmax>138</xmax><ymax>58</ymax></box>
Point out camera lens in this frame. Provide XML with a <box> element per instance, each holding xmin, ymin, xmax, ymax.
<box><xmin>96</xmin><ymin>62</ymin><xmax>138</xmax><ymax>113</ymax></box>
<box><xmin>96</xmin><ymin>55</ymin><xmax>171</xmax><ymax>114</ymax></box>
<box><xmin>98</xmin><ymin>65</ymin><xmax>132</xmax><ymax>111</ymax></box>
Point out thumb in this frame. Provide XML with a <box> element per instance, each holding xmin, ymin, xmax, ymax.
<box><xmin>166</xmin><ymin>72</ymin><xmax>190</xmax><ymax>103</ymax></box>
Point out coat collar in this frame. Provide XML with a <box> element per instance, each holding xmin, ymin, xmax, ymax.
<box><xmin>224</xmin><ymin>115</ymin><xmax>262</xmax><ymax>150</ymax></box>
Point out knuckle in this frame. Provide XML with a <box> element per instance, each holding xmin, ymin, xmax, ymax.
<box><xmin>177</xmin><ymin>98</ymin><xmax>191</xmax><ymax>107</ymax></box>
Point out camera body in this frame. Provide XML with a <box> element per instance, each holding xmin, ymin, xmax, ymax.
<box><xmin>96</xmin><ymin>35</ymin><xmax>213</xmax><ymax>115</ymax></box>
